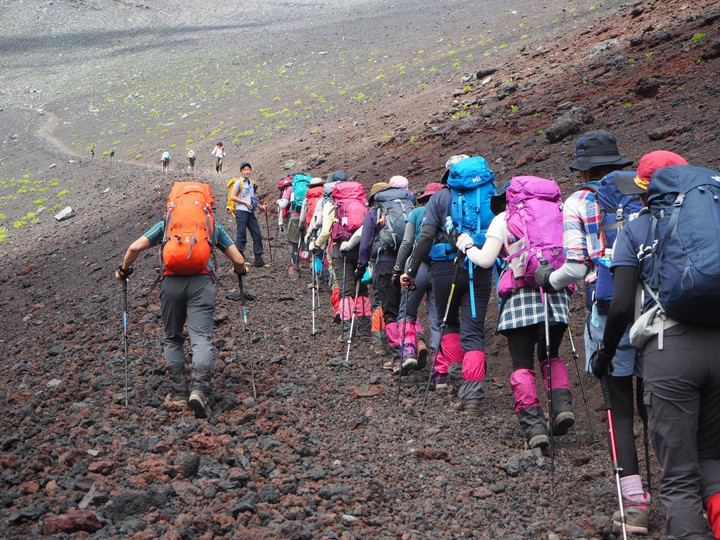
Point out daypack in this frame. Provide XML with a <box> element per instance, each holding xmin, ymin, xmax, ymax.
<box><xmin>304</xmin><ymin>185</ymin><xmax>324</xmax><ymax>230</ymax></box>
<box><xmin>373</xmin><ymin>187</ymin><xmax>415</xmax><ymax>253</ymax></box>
<box><xmin>331</xmin><ymin>181</ymin><xmax>368</xmax><ymax>242</ymax></box>
<box><xmin>498</xmin><ymin>176</ymin><xmax>565</xmax><ymax>298</ymax></box>
<box><xmin>587</xmin><ymin>171</ymin><xmax>643</xmax><ymax>309</ymax></box>
<box><xmin>226</xmin><ymin>178</ymin><xmax>237</xmax><ymax>216</ymax></box>
<box><xmin>162</xmin><ymin>151</ymin><xmax>170</xmax><ymax>161</ymax></box>
<box><xmin>430</xmin><ymin>156</ymin><xmax>496</xmax><ymax>261</ymax></box>
<box><xmin>645</xmin><ymin>164</ymin><xmax>720</xmax><ymax>326</ymax></box>
<box><xmin>290</xmin><ymin>174</ymin><xmax>312</xmax><ymax>214</ymax></box>
<box><xmin>161</xmin><ymin>182</ymin><xmax>215</xmax><ymax>276</ymax></box>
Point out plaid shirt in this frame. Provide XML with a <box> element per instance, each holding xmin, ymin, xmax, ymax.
<box><xmin>562</xmin><ymin>188</ymin><xmax>604</xmax><ymax>282</ymax></box>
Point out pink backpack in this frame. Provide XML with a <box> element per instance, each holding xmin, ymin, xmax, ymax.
<box><xmin>498</xmin><ymin>176</ymin><xmax>567</xmax><ymax>298</ymax></box>
<box><xmin>331</xmin><ymin>181</ymin><xmax>367</xmax><ymax>242</ymax></box>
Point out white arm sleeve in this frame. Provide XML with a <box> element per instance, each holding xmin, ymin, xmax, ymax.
<box><xmin>549</xmin><ymin>261</ymin><xmax>588</xmax><ymax>290</ymax></box>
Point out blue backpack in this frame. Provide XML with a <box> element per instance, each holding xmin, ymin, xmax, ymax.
<box><xmin>586</xmin><ymin>171</ymin><xmax>643</xmax><ymax>311</ymax></box>
<box><xmin>646</xmin><ymin>165</ymin><xmax>720</xmax><ymax>326</ymax></box>
<box><xmin>290</xmin><ymin>174</ymin><xmax>312</xmax><ymax>213</ymax></box>
<box><xmin>430</xmin><ymin>156</ymin><xmax>496</xmax><ymax>262</ymax></box>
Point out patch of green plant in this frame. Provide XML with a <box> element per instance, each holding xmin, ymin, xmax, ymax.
<box><xmin>692</xmin><ymin>33</ymin><xmax>706</xmax><ymax>42</ymax></box>
<box><xmin>33</xmin><ymin>198</ymin><xmax>47</xmax><ymax>205</ymax></box>
<box><xmin>538</xmin><ymin>129</ymin><xmax>545</xmax><ymax>135</ymax></box>
<box><xmin>13</xmin><ymin>220</ymin><xmax>27</xmax><ymax>229</ymax></box>
<box><xmin>624</xmin><ymin>102</ymin><xmax>633</xmax><ymax>108</ymax></box>
<box><xmin>464</xmin><ymin>85</ymin><xmax>472</xmax><ymax>93</ymax></box>
<box><xmin>136</xmin><ymin>153</ymin><xmax>143</xmax><ymax>159</ymax></box>
<box><xmin>450</xmin><ymin>111</ymin><xmax>470</xmax><ymax>121</ymax></box>
<box><xmin>510</xmin><ymin>105</ymin><xmax>519</xmax><ymax>113</ymax></box>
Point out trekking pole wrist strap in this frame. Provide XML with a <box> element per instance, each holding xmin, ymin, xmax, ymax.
<box><xmin>117</xmin><ymin>265</ymin><xmax>134</xmax><ymax>278</ymax></box>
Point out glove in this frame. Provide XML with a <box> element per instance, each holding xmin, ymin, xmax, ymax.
<box><xmin>340</xmin><ymin>241</ymin><xmax>351</xmax><ymax>252</ymax></box>
<box><xmin>456</xmin><ymin>233</ymin><xmax>474</xmax><ymax>253</ymax></box>
<box><xmin>391</xmin><ymin>265</ymin><xmax>403</xmax><ymax>283</ymax></box>
<box><xmin>534</xmin><ymin>264</ymin><xmax>555</xmax><ymax>290</ymax></box>
<box><xmin>279</xmin><ymin>223</ymin><xmax>285</xmax><ymax>234</ymax></box>
<box><xmin>590</xmin><ymin>343</ymin><xmax>614</xmax><ymax>379</ymax></box>
<box><xmin>234</xmin><ymin>265</ymin><xmax>248</xmax><ymax>277</ymax></box>
<box><xmin>354</xmin><ymin>265</ymin><xmax>366</xmax><ymax>282</ymax></box>
<box><xmin>277</xmin><ymin>198</ymin><xmax>289</xmax><ymax>210</ymax></box>
<box><xmin>308</xmin><ymin>241</ymin><xmax>316</xmax><ymax>251</ymax></box>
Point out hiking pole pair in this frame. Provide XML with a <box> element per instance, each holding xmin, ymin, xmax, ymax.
<box><xmin>421</xmin><ymin>252</ymin><xmax>465</xmax><ymax>413</ymax></box>
<box><xmin>602</xmin><ymin>374</ymin><xmax>629</xmax><ymax>540</ymax></box>
<box><xmin>567</xmin><ymin>327</ymin><xmax>598</xmax><ymax>442</ymax></box>
<box><xmin>264</xmin><ymin>210</ymin><xmax>274</xmax><ymax>265</ymax></box>
<box><xmin>238</xmin><ymin>273</ymin><xmax>257</xmax><ymax>400</ymax></box>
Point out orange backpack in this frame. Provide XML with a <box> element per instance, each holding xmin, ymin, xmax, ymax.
<box><xmin>161</xmin><ymin>182</ymin><xmax>215</xmax><ymax>276</ymax></box>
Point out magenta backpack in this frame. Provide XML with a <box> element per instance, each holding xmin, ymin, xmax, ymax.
<box><xmin>498</xmin><ymin>176</ymin><xmax>567</xmax><ymax>298</ymax></box>
<box><xmin>331</xmin><ymin>181</ymin><xmax>368</xmax><ymax>242</ymax></box>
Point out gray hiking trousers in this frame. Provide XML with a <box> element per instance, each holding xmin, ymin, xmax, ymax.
<box><xmin>160</xmin><ymin>275</ymin><xmax>216</xmax><ymax>397</ymax></box>
<box><xmin>643</xmin><ymin>324</ymin><xmax>720</xmax><ymax>539</ymax></box>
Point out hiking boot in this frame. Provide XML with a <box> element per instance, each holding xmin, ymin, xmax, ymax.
<box><xmin>383</xmin><ymin>359</ymin><xmax>398</xmax><ymax>371</ymax></box>
<box><xmin>452</xmin><ymin>401</ymin><xmax>482</xmax><ymax>415</ymax></box>
<box><xmin>548</xmin><ymin>388</ymin><xmax>575</xmax><ymax>436</ymax></box>
<box><xmin>432</xmin><ymin>371</ymin><xmax>449</xmax><ymax>391</ymax></box>
<box><xmin>417</xmin><ymin>340</ymin><xmax>428</xmax><ymax>370</ymax></box>
<box><xmin>518</xmin><ymin>406</ymin><xmax>548</xmax><ymax>448</ymax></box>
<box><xmin>333</xmin><ymin>311</ymin><xmax>341</xmax><ymax>324</ymax></box>
<box><xmin>373</xmin><ymin>343</ymin><xmax>387</xmax><ymax>356</ymax></box>
<box><xmin>612</xmin><ymin>493</ymin><xmax>650</xmax><ymax>535</ymax></box>
<box><xmin>401</xmin><ymin>356</ymin><xmax>418</xmax><ymax>372</ymax></box>
<box><xmin>165</xmin><ymin>393</ymin><xmax>188</xmax><ymax>407</ymax></box>
<box><xmin>254</xmin><ymin>255</ymin><xmax>265</xmax><ymax>267</ymax></box>
<box><xmin>356</xmin><ymin>316</ymin><xmax>372</xmax><ymax>337</ymax></box>
<box><xmin>549</xmin><ymin>411</ymin><xmax>576</xmax><ymax>436</ymax></box>
<box><xmin>188</xmin><ymin>389</ymin><xmax>212</xmax><ymax>419</ymax></box>
<box><xmin>524</xmin><ymin>434</ymin><xmax>549</xmax><ymax>450</ymax></box>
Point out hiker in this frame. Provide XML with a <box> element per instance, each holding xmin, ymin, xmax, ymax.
<box><xmin>394</xmin><ymin>181</ymin><xmax>443</xmax><ymax>375</ymax></box>
<box><xmin>593</xmin><ymin>151</ymin><xmax>720</xmax><ymax>539</ymax></box>
<box><xmin>312</xmin><ymin>177</ymin><xmax>369</xmax><ymax>340</ymax></box>
<box><xmin>400</xmin><ymin>155</ymin><xmax>495</xmax><ymax>414</ymax></box>
<box><xmin>282</xmin><ymin>173</ymin><xmax>312</xmax><ymax>277</ymax></box>
<box><xmin>456</xmin><ymin>177</ymin><xmax>575</xmax><ymax>449</ymax></box>
<box><xmin>161</xmin><ymin>150</ymin><xmax>171</xmax><ymax>172</ymax></box>
<box><xmin>212</xmin><ymin>142</ymin><xmax>225</xmax><ymax>173</ymax></box>
<box><xmin>109</xmin><ymin>148</ymin><xmax>115</xmax><ymax>159</ymax></box>
<box><xmin>230</xmin><ymin>162</ymin><xmax>265</xmax><ymax>267</ymax></box>
<box><xmin>276</xmin><ymin>175</ymin><xmax>294</xmax><ymax>237</ymax></box>
<box><xmin>306</xmin><ymin>170</ymin><xmax>348</xmax><ymax>320</ymax></box>
<box><xmin>533</xmin><ymin>130</ymin><xmax>651</xmax><ymax>533</ymax></box>
<box><xmin>115</xmin><ymin>182</ymin><xmax>247</xmax><ymax>419</ymax></box>
<box><xmin>91</xmin><ymin>146</ymin><xmax>96</xmax><ymax>159</ymax></box>
<box><xmin>298</xmin><ymin>177</ymin><xmax>325</xmax><ymax>249</ymax></box>
<box><xmin>355</xmin><ymin>179</ymin><xmax>416</xmax><ymax>370</ymax></box>
<box><xmin>187</xmin><ymin>149</ymin><xmax>196</xmax><ymax>170</ymax></box>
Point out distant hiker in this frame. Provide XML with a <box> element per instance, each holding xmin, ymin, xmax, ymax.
<box><xmin>115</xmin><ymin>182</ymin><xmax>247</xmax><ymax>419</ymax></box>
<box><xmin>591</xmin><ymin>151</ymin><xmax>720</xmax><ymax>540</ymax></box>
<box><xmin>187</xmin><ymin>149</ymin><xmax>196</xmax><ymax>170</ymax></box>
<box><xmin>401</xmin><ymin>155</ymin><xmax>494</xmax><ymax>415</ymax></box>
<box><xmin>457</xmin><ymin>177</ymin><xmax>576</xmax><ymax>449</ymax></box>
<box><xmin>534</xmin><ymin>131</ymin><xmax>650</xmax><ymax>533</ymax></box>
<box><xmin>91</xmin><ymin>146</ymin><xmax>95</xmax><ymax>159</ymax></box>
<box><xmin>230</xmin><ymin>162</ymin><xmax>266</xmax><ymax>267</ymax></box>
<box><xmin>161</xmin><ymin>150</ymin><xmax>171</xmax><ymax>172</ymax></box>
<box><xmin>394</xmin><ymin>181</ymin><xmax>443</xmax><ymax>378</ymax></box>
<box><xmin>109</xmin><ymin>148</ymin><xmax>115</xmax><ymax>159</ymax></box>
<box><xmin>356</xmin><ymin>180</ymin><xmax>416</xmax><ymax>371</ymax></box>
<box><xmin>212</xmin><ymin>142</ymin><xmax>225</xmax><ymax>173</ymax></box>
<box><xmin>284</xmin><ymin>173</ymin><xmax>312</xmax><ymax>276</ymax></box>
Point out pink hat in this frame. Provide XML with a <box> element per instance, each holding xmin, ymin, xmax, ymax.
<box><xmin>389</xmin><ymin>175</ymin><xmax>409</xmax><ymax>188</ymax></box>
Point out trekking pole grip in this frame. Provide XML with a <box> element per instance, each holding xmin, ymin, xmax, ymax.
<box><xmin>601</xmin><ymin>375</ymin><xmax>613</xmax><ymax>411</ymax></box>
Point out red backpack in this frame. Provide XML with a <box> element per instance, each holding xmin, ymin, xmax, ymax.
<box><xmin>304</xmin><ymin>185</ymin><xmax>324</xmax><ymax>229</ymax></box>
<box><xmin>331</xmin><ymin>182</ymin><xmax>367</xmax><ymax>242</ymax></box>
<box><xmin>161</xmin><ymin>182</ymin><xmax>215</xmax><ymax>276</ymax></box>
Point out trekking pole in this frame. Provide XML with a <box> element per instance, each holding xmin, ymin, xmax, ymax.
<box><xmin>344</xmin><ymin>280</ymin><xmax>361</xmax><ymax>365</ymax></box>
<box><xmin>540</xmin><ymin>281</ymin><xmax>555</xmax><ymax>492</ymax></box>
<box><xmin>421</xmin><ymin>252</ymin><xmax>464</xmax><ymax>413</ymax></box>
<box><xmin>122</xmin><ymin>279</ymin><xmax>129</xmax><ymax>407</ymax></box>
<box><xmin>311</xmin><ymin>250</ymin><xmax>317</xmax><ymax>338</ymax></box>
<box><xmin>603</xmin><ymin>374</ymin><xmax>629</xmax><ymax>540</ymax></box>
<box><xmin>567</xmin><ymin>326</ymin><xmax>598</xmax><ymax>442</ymax></box>
<box><xmin>264</xmin><ymin>210</ymin><xmax>274</xmax><ymax>265</ymax></box>
<box><xmin>396</xmin><ymin>286</ymin><xmax>409</xmax><ymax>407</ymax></box>
<box><xmin>238</xmin><ymin>273</ymin><xmax>257</xmax><ymax>400</ymax></box>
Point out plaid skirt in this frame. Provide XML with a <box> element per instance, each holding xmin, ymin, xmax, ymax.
<box><xmin>497</xmin><ymin>286</ymin><xmax>570</xmax><ymax>333</ymax></box>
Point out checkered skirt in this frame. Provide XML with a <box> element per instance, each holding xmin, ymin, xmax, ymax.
<box><xmin>497</xmin><ymin>286</ymin><xmax>571</xmax><ymax>333</ymax></box>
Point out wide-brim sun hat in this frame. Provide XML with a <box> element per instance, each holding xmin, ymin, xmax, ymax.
<box><xmin>567</xmin><ymin>130</ymin><xmax>633</xmax><ymax>172</ymax></box>
<box><xmin>309</xmin><ymin>177</ymin><xmax>325</xmax><ymax>187</ymax></box>
<box><xmin>368</xmin><ymin>182</ymin><xmax>390</xmax><ymax>203</ymax></box>
<box><xmin>615</xmin><ymin>150</ymin><xmax>689</xmax><ymax>195</ymax></box>
<box><xmin>389</xmin><ymin>175</ymin><xmax>409</xmax><ymax>188</ymax></box>
<box><xmin>417</xmin><ymin>182</ymin><xmax>443</xmax><ymax>203</ymax></box>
